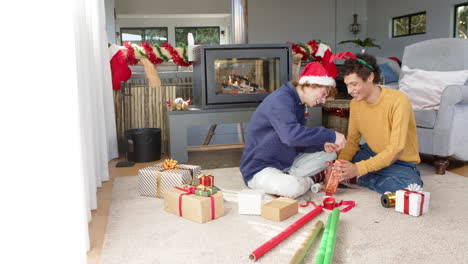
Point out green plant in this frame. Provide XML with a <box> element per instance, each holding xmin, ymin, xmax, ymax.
<box><xmin>338</xmin><ymin>38</ymin><xmax>381</xmax><ymax>49</ymax></box>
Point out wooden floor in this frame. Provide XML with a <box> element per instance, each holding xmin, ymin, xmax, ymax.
<box><xmin>87</xmin><ymin>151</ymin><xmax>467</xmax><ymax>264</ymax></box>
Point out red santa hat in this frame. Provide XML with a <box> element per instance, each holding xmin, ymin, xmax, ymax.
<box><xmin>109</xmin><ymin>44</ymin><xmax>132</xmax><ymax>90</ymax></box>
<box><xmin>298</xmin><ymin>50</ymin><xmax>356</xmax><ymax>86</ymax></box>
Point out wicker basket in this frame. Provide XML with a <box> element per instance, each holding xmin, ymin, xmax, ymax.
<box><xmin>322</xmin><ymin>99</ymin><xmax>351</xmax><ymax>136</ymax></box>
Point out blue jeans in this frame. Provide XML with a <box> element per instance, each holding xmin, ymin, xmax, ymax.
<box><xmin>352</xmin><ymin>144</ymin><xmax>423</xmax><ymax>194</ymax></box>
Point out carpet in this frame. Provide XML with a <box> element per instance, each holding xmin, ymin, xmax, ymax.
<box><xmin>100</xmin><ymin>164</ymin><xmax>468</xmax><ymax>264</ymax></box>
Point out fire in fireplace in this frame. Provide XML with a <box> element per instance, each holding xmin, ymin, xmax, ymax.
<box><xmin>193</xmin><ymin>44</ymin><xmax>292</xmax><ymax>109</ymax></box>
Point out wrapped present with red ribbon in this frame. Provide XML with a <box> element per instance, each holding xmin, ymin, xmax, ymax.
<box><xmin>195</xmin><ymin>185</ymin><xmax>219</xmax><ymax>197</ymax></box>
<box><xmin>163</xmin><ymin>185</ymin><xmax>224</xmax><ymax>223</ymax></box>
<box><xmin>198</xmin><ymin>173</ymin><xmax>214</xmax><ymax>187</ymax></box>
<box><xmin>322</xmin><ymin>160</ymin><xmax>342</xmax><ymax>193</ymax></box>
<box><xmin>395</xmin><ymin>185</ymin><xmax>430</xmax><ymax>217</ymax></box>
<box><xmin>138</xmin><ymin>159</ymin><xmax>201</xmax><ymax>198</ymax></box>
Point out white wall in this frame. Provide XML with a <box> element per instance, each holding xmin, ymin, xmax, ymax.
<box><xmin>248</xmin><ymin>0</ymin><xmax>367</xmax><ymax>53</ymax></box>
<box><xmin>115</xmin><ymin>0</ymin><xmax>230</xmax><ymax>14</ymax></box>
<box><xmin>104</xmin><ymin>0</ymin><xmax>116</xmax><ymax>43</ymax></box>
<box><xmin>367</xmin><ymin>0</ymin><xmax>467</xmax><ymax>58</ymax></box>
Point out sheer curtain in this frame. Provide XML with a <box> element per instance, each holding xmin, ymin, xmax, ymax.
<box><xmin>74</xmin><ymin>0</ymin><xmax>119</xmax><ymax>221</ymax></box>
<box><xmin>1</xmin><ymin>0</ymin><xmax>117</xmax><ymax>262</ymax></box>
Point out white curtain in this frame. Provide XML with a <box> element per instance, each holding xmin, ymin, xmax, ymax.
<box><xmin>74</xmin><ymin>0</ymin><xmax>119</xmax><ymax>222</ymax></box>
<box><xmin>0</xmin><ymin>0</ymin><xmax>118</xmax><ymax>262</ymax></box>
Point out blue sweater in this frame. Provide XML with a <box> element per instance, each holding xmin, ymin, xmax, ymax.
<box><xmin>240</xmin><ymin>82</ymin><xmax>336</xmax><ymax>184</ymax></box>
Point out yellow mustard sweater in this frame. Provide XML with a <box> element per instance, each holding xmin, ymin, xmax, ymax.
<box><xmin>338</xmin><ymin>87</ymin><xmax>420</xmax><ymax>176</ymax></box>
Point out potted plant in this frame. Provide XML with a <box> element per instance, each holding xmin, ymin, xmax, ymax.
<box><xmin>338</xmin><ymin>38</ymin><xmax>381</xmax><ymax>53</ymax></box>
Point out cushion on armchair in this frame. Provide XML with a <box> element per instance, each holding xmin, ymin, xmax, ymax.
<box><xmin>399</xmin><ymin>65</ymin><xmax>468</xmax><ymax>110</ymax></box>
<box><xmin>379</xmin><ymin>63</ymin><xmax>399</xmax><ymax>84</ymax></box>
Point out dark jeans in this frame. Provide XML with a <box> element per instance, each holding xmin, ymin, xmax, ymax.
<box><xmin>352</xmin><ymin>144</ymin><xmax>423</xmax><ymax>194</ymax></box>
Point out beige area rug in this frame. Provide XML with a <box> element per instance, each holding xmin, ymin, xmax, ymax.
<box><xmin>100</xmin><ymin>164</ymin><xmax>468</xmax><ymax>264</ymax></box>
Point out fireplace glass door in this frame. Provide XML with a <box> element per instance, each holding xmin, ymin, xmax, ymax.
<box><xmin>204</xmin><ymin>47</ymin><xmax>290</xmax><ymax>107</ymax></box>
<box><xmin>214</xmin><ymin>57</ymin><xmax>280</xmax><ymax>95</ymax></box>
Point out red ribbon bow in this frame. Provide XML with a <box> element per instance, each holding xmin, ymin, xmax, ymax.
<box><xmin>175</xmin><ymin>186</ymin><xmax>216</xmax><ymax>220</ymax></box>
<box><xmin>402</xmin><ymin>188</ymin><xmax>425</xmax><ymax>216</ymax></box>
<box><xmin>300</xmin><ymin>193</ymin><xmax>355</xmax><ymax>213</ymax></box>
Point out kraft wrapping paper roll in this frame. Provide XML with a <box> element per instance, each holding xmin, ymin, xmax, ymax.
<box><xmin>289</xmin><ymin>221</ymin><xmax>324</xmax><ymax>264</ymax></box>
<box><xmin>249</xmin><ymin>206</ymin><xmax>323</xmax><ymax>261</ymax></box>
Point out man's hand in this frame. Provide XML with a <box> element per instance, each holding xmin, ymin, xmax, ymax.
<box><xmin>333</xmin><ymin>160</ymin><xmax>360</xmax><ymax>181</ymax></box>
<box><xmin>334</xmin><ymin>131</ymin><xmax>346</xmax><ymax>150</ymax></box>
<box><xmin>324</xmin><ymin>143</ymin><xmax>341</xmax><ymax>153</ymax></box>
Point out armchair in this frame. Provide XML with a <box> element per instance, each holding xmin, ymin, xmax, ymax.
<box><xmin>401</xmin><ymin>38</ymin><xmax>468</xmax><ymax>174</ymax></box>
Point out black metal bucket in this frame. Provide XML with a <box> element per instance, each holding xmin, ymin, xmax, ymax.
<box><xmin>125</xmin><ymin>128</ymin><xmax>161</xmax><ymax>163</ymax></box>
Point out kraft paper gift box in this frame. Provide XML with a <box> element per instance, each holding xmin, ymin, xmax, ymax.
<box><xmin>261</xmin><ymin>197</ymin><xmax>298</xmax><ymax>221</ymax></box>
<box><xmin>164</xmin><ymin>185</ymin><xmax>224</xmax><ymax>223</ymax></box>
<box><xmin>239</xmin><ymin>189</ymin><xmax>264</xmax><ymax>215</ymax></box>
<box><xmin>395</xmin><ymin>189</ymin><xmax>430</xmax><ymax>217</ymax></box>
<box><xmin>138</xmin><ymin>164</ymin><xmax>200</xmax><ymax>198</ymax></box>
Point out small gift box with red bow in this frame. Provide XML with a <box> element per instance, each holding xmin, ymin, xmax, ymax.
<box><xmin>164</xmin><ymin>185</ymin><xmax>224</xmax><ymax>223</ymax></box>
<box><xmin>198</xmin><ymin>174</ymin><xmax>214</xmax><ymax>187</ymax></box>
<box><xmin>395</xmin><ymin>184</ymin><xmax>430</xmax><ymax>217</ymax></box>
<box><xmin>138</xmin><ymin>159</ymin><xmax>201</xmax><ymax>198</ymax></box>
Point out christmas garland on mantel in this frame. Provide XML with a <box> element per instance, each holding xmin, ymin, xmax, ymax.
<box><xmin>289</xmin><ymin>40</ymin><xmax>331</xmax><ymax>62</ymax></box>
<box><xmin>119</xmin><ymin>40</ymin><xmax>330</xmax><ymax>67</ymax></box>
<box><xmin>122</xmin><ymin>41</ymin><xmax>191</xmax><ymax>67</ymax></box>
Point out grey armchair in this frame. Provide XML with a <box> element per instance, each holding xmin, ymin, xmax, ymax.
<box><xmin>401</xmin><ymin>38</ymin><xmax>468</xmax><ymax>174</ymax></box>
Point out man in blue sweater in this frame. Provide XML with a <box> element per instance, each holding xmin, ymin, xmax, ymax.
<box><xmin>240</xmin><ymin>50</ymin><xmax>350</xmax><ymax>198</ymax></box>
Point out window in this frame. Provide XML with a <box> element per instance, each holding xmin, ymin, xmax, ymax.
<box><xmin>392</xmin><ymin>12</ymin><xmax>426</xmax><ymax>37</ymax></box>
<box><xmin>120</xmin><ymin>27</ymin><xmax>168</xmax><ymax>46</ymax></box>
<box><xmin>175</xmin><ymin>27</ymin><xmax>220</xmax><ymax>46</ymax></box>
<box><xmin>454</xmin><ymin>2</ymin><xmax>468</xmax><ymax>39</ymax></box>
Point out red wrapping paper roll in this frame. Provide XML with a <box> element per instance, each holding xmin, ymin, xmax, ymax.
<box><xmin>249</xmin><ymin>205</ymin><xmax>323</xmax><ymax>261</ymax></box>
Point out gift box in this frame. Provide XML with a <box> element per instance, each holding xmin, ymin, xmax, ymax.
<box><xmin>195</xmin><ymin>185</ymin><xmax>219</xmax><ymax>197</ymax></box>
<box><xmin>261</xmin><ymin>197</ymin><xmax>298</xmax><ymax>221</ymax></box>
<box><xmin>239</xmin><ymin>189</ymin><xmax>264</xmax><ymax>215</ymax></box>
<box><xmin>164</xmin><ymin>185</ymin><xmax>224</xmax><ymax>223</ymax></box>
<box><xmin>198</xmin><ymin>174</ymin><xmax>214</xmax><ymax>187</ymax></box>
<box><xmin>323</xmin><ymin>161</ymin><xmax>341</xmax><ymax>193</ymax></box>
<box><xmin>395</xmin><ymin>189</ymin><xmax>430</xmax><ymax>217</ymax></box>
<box><xmin>138</xmin><ymin>161</ymin><xmax>200</xmax><ymax>198</ymax></box>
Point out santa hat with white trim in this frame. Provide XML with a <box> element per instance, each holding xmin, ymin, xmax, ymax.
<box><xmin>298</xmin><ymin>49</ymin><xmax>356</xmax><ymax>86</ymax></box>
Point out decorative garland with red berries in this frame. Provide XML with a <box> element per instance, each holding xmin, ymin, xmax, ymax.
<box><xmin>122</xmin><ymin>41</ymin><xmax>192</xmax><ymax>67</ymax></box>
<box><xmin>290</xmin><ymin>40</ymin><xmax>328</xmax><ymax>62</ymax></box>
<box><xmin>121</xmin><ymin>40</ymin><xmax>327</xmax><ymax>67</ymax></box>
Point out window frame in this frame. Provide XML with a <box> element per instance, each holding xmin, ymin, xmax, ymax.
<box><xmin>392</xmin><ymin>11</ymin><xmax>426</xmax><ymax>38</ymax></box>
<box><xmin>119</xmin><ymin>27</ymin><xmax>169</xmax><ymax>45</ymax></box>
<box><xmin>174</xmin><ymin>26</ymin><xmax>221</xmax><ymax>46</ymax></box>
<box><xmin>453</xmin><ymin>2</ymin><xmax>468</xmax><ymax>38</ymax></box>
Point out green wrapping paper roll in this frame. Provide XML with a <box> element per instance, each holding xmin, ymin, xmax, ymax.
<box><xmin>315</xmin><ymin>214</ymin><xmax>331</xmax><ymax>264</ymax></box>
<box><xmin>289</xmin><ymin>221</ymin><xmax>324</xmax><ymax>264</ymax></box>
<box><xmin>315</xmin><ymin>208</ymin><xmax>340</xmax><ymax>264</ymax></box>
<box><xmin>323</xmin><ymin>208</ymin><xmax>340</xmax><ymax>264</ymax></box>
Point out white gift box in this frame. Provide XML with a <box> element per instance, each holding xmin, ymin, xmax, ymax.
<box><xmin>395</xmin><ymin>189</ymin><xmax>430</xmax><ymax>217</ymax></box>
<box><xmin>238</xmin><ymin>189</ymin><xmax>264</xmax><ymax>215</ymax></box>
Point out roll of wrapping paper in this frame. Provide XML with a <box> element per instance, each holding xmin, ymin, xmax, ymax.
<box><xmin>311</xmin><ymin>183</ymin><xmax>322</xmax><ymax>193</ymax></box>
<box><xmin>289</xmin><ymin>221</ymin><xmax>324</xmax><ymax>264</ymax></box>
<box><xmin>249</xmin><ymin>206</ymin><xmax>323</xmax><ymax>261</ymax></box>
<box><xmin>381</xmin><ymin>192</ymin><xmax>396</xmax><ymax>208</ymax></box>
<box><xmin>316</xmin><ymin>208</ymin><xmax>340</xmax><ymax>264</ymax></box>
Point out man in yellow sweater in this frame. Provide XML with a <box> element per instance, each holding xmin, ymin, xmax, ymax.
<box><xmin>334</xmin><ymin>53</ymin><xmax>423</xmax><ymax>194</ymax></box>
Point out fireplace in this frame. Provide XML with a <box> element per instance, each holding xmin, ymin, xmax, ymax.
<box><xmin>193</xmin><ymin>44</ymin><xmax>292</xmax><ymax>109</ymax></box>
